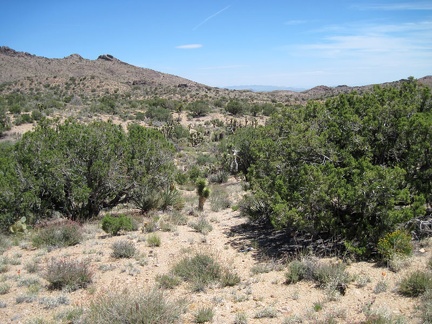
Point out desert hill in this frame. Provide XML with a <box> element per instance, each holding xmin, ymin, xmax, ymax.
<box><xmin>1</xmin><ymin>46</ymin><xmax>430</xmax><ymax>103</ymax></box>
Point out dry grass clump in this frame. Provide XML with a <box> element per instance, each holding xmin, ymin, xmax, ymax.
<box><xmin>189</xmin><ymin>216</ymin><xmax>213</xmax><ymax>235</ymax></box>
<box><xmin>111</xmin><ymin>240</ymin><xmax>136</xmax><ymax>258</ymax></box>
<box><xmin>31</xmin><ymin>220</ymin><xmax>82</xmax><ymax>249</ymax></box>
<box><xmin>398</xmin><ymin>271</ymin><xmax>432</xmax><ymax>297</ymax></box>
<box><xmin>156</xmin><ymin>273</ymin><xmax>182</xmax><ymax>289</ymax></box>
<box><xmin>194</xmin><ymin>306</ymin><xmax>214</xmax><ymax>323</ymax></box>
<box><xmin>172</xmin><ymin>252</ymin><xmax>240</xmax><ymax>292</ymax></box>
<box><xmin>84</xmin><ymin>287</ymin><xmax>186</xmax><ymax>324</ymax></box>
<box><xmin>43</xmin><ymin>257</ymin><xmax>92</xmax><ymax>291</ymax></box>
<box><xmin>209</xmin><ymin>185</ymin><xmax>231</xmax><ymax>211</ymax></box>
<box><xmin>285</xmin><ymin>257</ymin><xmax>351</xmax><ymax>298</ymax></box>
<box><xmin>146</xmin><ymin>233</ymin><xmax>161</xmax><ymax>247</ymax></box>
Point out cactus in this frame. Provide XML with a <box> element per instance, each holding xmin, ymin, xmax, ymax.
<box><xmin>9</xmin><ymin>217</ymin><xmax>28</xmax><ymax>234</ymax></box>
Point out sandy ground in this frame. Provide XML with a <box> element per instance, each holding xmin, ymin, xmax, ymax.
<box><xmin>0</xmin><ymin>177</ymin><xmax>429</xmax><ymax>323</ymax></box>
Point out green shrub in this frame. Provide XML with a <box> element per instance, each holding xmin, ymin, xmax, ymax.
<box><xmin>285</xmin><ymin>260</ymin><xmax>307</xmax><ymax>284</ymax></box>
<box><xmin>111</xmin><ymin>240</ymin><xmax>136</xmax><ymax>258</ymax></box>
<box><xmin>145</xmin><ymin>106</ymin><xmax>172</xmax><ymax>123</ymax></box>
<box><xmin>85</xmin><ymin>288</ymin><xmax>184</xmax><ymax>324</ymax></box>
<box><xmin>399</xmin><ymin>271</ymin><xmax>432</xmax><ymax>297</ymax></box>
<box><xmin>194</xmin><ymin>307</ymin><xmax>214</xmax><ymax>323</ymax></box>
<box><xmin>101</xmin><ymin>214</ymin><xmax>134</xmax><ymax>236</ymax></box>
<box><xmin>175</xmin><ymin>172</ymin><xmax>188</xmax><ymax>185</ymax></box>
<box><xmin>43</xmin><ymin>257</ymin><xmax>92</xmax><ymax>291</ymax></box>
<box><xmin>377</xmin><ymin>230</ymin><xmax>413</xmax><ymax>261</ymax></box>
<box><xmin>32</xmin><ymin>220</ymin><xmax>82</xmax><ymax>249</ymax></box>
<box><xmin>221</xmin><ymin>270</ymin><xmax>241</xmax><ymax>287</ymax></box>
<box><xmin>173</xmin><ymin>253</ymin><xmax>222</xmax><ymax>291</ymax></box>
<box><xmin>156</xmin><ymin>274</ymin><xmax>181</xmax><ymax>289</ymax></box>
<box><xmin>208</xmin><ymin>170</ymin><xmax>229</xmax><ymax>184</ymax></box>
<box><xmin>159</xmin><ymin>189</ymin><xmax>184</xmax><ymax>211</ymax></box>
<box><xmin>146</xmin><ymin>233</ymin><xmax>161</xmax><ymax>247</ymax></box>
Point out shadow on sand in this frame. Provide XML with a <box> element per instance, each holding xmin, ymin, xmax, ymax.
<box><xmin>226</xmin><ymin>222</ymin><xmax>347</xmax><ymax>262</ymax></box>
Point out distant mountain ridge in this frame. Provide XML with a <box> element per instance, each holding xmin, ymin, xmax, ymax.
<box><xmin>225</xmin><ymin>85</ymin><xmax>306</xmax><ymax>92</ymax></box>
<box><xmin>1</xmin><ymin>46</ymin><xmax>431</xmax><ymax>103</ymax></box>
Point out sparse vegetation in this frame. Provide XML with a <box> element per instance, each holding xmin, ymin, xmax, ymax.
<box><xmin>146</xmin><ymin>233</ymin><xmax>161</xmax><ymax>247</ymax></box>
<box><xmin>43</xmin><ymin>257</ymin><xmax>92</xmax><ymax>291</ymax></box>
<box><xmin>31</xmin><ymin>220</ymin><xmax>83</xmax><ymax>249</ymax></box>
<box><xmin>194</xmin><ymin>307</ymin><xmax>214</xmax><ymax>323</ymax></box>
<box><xmin>111</xmin><ymin>240</ymin><xmax>136</xmax><ymax>258</ymax></box>
<box><xmin>399</xmin><ymin>271</ymin><xmax>432</xmax><ymax>297</ymax></box>
<box><xmin>189</xmin><ymin>216</ymin><xmax>213</xmax><ymax>235</ymax></box>
<box><xmin>0</xmin><ymin>50</ymin><xmax>431</xmax><ymax>324</ymax></box>
<box><xmin>85</xmin><ymin>288</ymin><xmax>185</xmax><ymax>324</ymax></box>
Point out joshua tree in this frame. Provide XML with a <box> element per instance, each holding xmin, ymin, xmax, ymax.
<box><xmin>196</xmin><ymin>178</ymin><xmax>210</xmax><ymax>211</ymax></box>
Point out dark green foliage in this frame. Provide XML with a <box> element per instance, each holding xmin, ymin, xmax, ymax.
<box><xmin>32</xmin><ymin>220</ymin><xmax>82</xmax><ymax>248</ymax></box>
<box><xmin>225</xmin><ymin>100</ymin><xmax>247</xmax><ymax>115</ymax></box>
<box><xmin>187</xmin><ymin>101</ymin><xmax>211</xmax><ymax>117</ymax></box>
<box><xmin>145</xmin><ymin>106</ymin><xmax>172</xmax><ymax>123</ymax></box>
<box><xmin>196</xmin><ymin>178</ymin><xmax>210</xmax><ymax>211</ymax></box>
<box><xmin>0</xmin><ymin>142</ymin><xmax>20</xmax><ymax>231</ymax></box>
<box><xmin>0</xmin><ymin>104</ymin><xmax>11</xmax><ymax>135</ymax></box>
<box><xmin>0</xmin><ymin>120</ymin><xmax>175</xmax><ymax>228</ymax></box>
<box><xmin>101</xmin><ymin>214</ymin><xmax>134</xmax><ymax>236</ymax></box>
<box><xmin>226</xmin><ymin>79</ymin><xmax>431</xmax><ymax>256</ymax></box>
<box><xmin>399</xmin><ymin>271</ymin><xmax>432</xmax><ymax>297</ymax></box>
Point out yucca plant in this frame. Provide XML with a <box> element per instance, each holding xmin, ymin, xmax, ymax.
<box><xmin>196</xmin><ymin>178</ymin><xmax>210</xmax><ymax>211</ymax></box>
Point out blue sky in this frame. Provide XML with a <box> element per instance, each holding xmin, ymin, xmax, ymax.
<box><xmin>1</xmin><ymin>1</ymin><xmax>431</xmax><ymax>88</ymax></box>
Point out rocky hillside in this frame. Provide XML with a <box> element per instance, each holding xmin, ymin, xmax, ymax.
<box><xmin>1</xmin><ymin>46</ymin><xmax>430</xmax><ymax>104</ymax></box>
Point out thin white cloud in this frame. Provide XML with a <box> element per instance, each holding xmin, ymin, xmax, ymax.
<box><xmin>176</xmin><ymin>44</ymin><xmax>203</xmax><ymax>49</ymax></box>
<box><xmin>200</xmin><ymin>64</ymin><xmax>247</xmax><ymax>70</ymax></box>
<box><xmin>353</xmin><ymin>2</ymin><xmax>432</xmax><ymax>11</ymax></box>
<box><xmin>284</xmin><ymin>19</ymin><xmax>308</xmax><ymax>26</ymax></box>
<box><xmin>193</xmin><ymin>5</ymin><xmax>231</xmax><ymax>30</ymax></box>
<box><xmin>285</xmin><ymin>19</ymin><xmax>432</xmax><ymax>75</ymax></box>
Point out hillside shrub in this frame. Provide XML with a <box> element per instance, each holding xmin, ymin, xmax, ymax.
<box><xmin>225</xmin><ymin>80</ymin><xmax>431</xmax><ymax>256</ymax></box>
<box><xmin>32</xmin><ymin>220</ymin><xmax>82</xmax><ymax>249</ymax></box>
<box><xmin>187</xmin><ymin>101</ymin><xmax>211</xmax><ymax>117</ymax></box>
<box><xmin>111</xmin><ymin>240</ymin><xmax>136</xmax><ymax>258</ymax></box>
<box><xmin>145</xmin><ymin>106</ymin><xmax>172</xmax><ymax>123</ymax></box>
<box><xmin>101</xmin><ymin>214</ymin><xmax>134</xmax><ymax>236</ymax></box>
<box><xmin>0</xmin><ymin>120</ymin><xmax>175</xmax><ymax>226</ymax></box>
<box><xmin>377</xmin><ymin>230</ymin><xmax>413</xmax><ymax>262</ymax></box>
<box><xmin>173</xmin><ymin>253</ymin><xmax>222</xmax><ymax>292</ymax></box>
<box><xmin>85</xmin><ymin>288</ymin><xmax>185</xmax><ymax>324</ymax></box>
<box><xmin>44</xmin><ymin>257</ymin><xmax>92</xmax><ymax>291</ymax></box>
<box><xmin>399</xmin><ymin>271</ymin><xmax>432</xmax><ymax>297</ymax></box>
